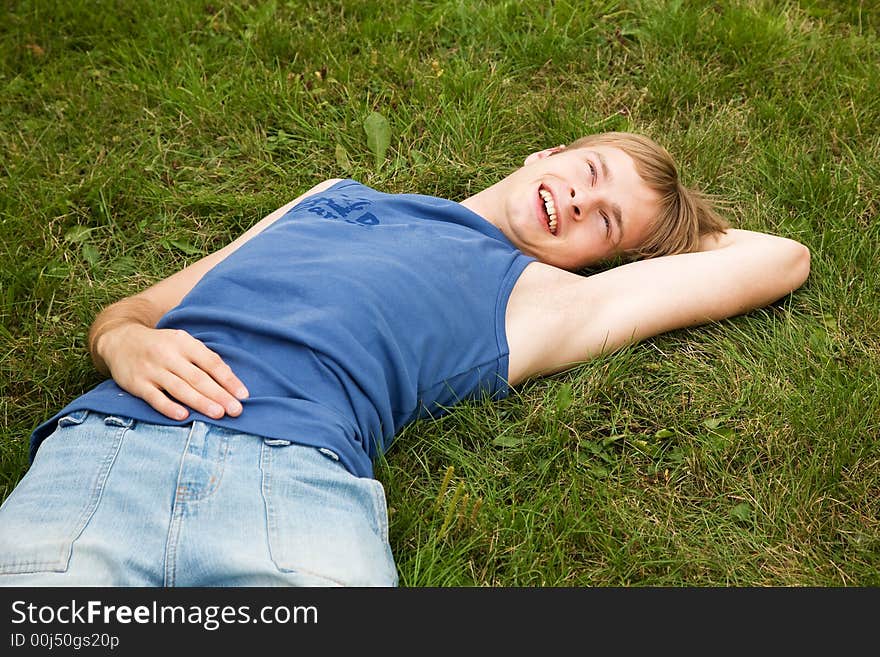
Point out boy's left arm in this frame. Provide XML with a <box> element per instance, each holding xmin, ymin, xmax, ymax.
<box><xmin>509</xmin><ymin>229</ymin><xmax>810</xmax><ymax>383</ymax></box>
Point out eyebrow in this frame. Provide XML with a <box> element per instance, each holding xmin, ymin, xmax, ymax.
<box><xmin>591</xmin><ymin>150</ymin><xmax>625</xmax><ymax>245</ymax></box>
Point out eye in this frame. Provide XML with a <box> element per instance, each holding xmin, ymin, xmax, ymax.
<box><xmin>601</xmin><ymin>211</ymin><xmax>611</xmax><ymax>237</ymax></box>
<box><xmin>587</xmin><ymin>161</ymin><xmax>597</xmax><ymax>186</ymax></box>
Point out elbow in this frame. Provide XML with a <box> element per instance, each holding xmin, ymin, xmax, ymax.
<box><xmin>787</xmin><ymin>239</ymin><xmax>811</xmax><ymax>292</ymax></box>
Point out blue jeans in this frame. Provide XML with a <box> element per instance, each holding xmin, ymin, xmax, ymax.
<box><xmin>0</xmin><ymin>411</ymin><xmax>397</xmax><ymax>586</ymax></box>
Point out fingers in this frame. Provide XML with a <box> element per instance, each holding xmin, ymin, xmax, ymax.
<box><xmin>155</xmin><ymin>369</ymin><xmax>235</xmax><ymax>420</ymax></box>
<box><xmin>160</xmin><ymin>334</ymin><xmax>249</xmax><ymax>420</ymax></box>
<box><xmin>187</xmin><ymin>341</ymin><xmax>250</xmax><ymax>405</ymax></box>
<box><xmin>112</xmin><ymin>328</ymin><xmax>250</xmax><ymax>422</ymax></box>
<box><xmin>138</xmin><ymin>383</ymin><xmax>191</xmax><ymax>422</ymax></box>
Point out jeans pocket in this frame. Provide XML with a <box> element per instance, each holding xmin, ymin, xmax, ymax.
<box><xmin>260</xmin><ymin>441</ymin><xmax>396</xmax><ymax>586</ymax></box>
<box><xmin>0</xmin><ymin>412</ymin><xmax>125</xmax><ymax>574</ymax></box>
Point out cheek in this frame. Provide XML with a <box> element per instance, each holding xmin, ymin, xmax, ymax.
<box><xmin>588</xmin><ymin>217</ymin><xmax>607</xmax><ymax>245</ymax></box>
<box><xmin>567</xmin><ymin>237</ymin><xmax>602</xmax><ymax>269</ymax></box>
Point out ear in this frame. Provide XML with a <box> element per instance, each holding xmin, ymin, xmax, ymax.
<box><xmin>524</xmin><ymin>144</ymin><xmax>566</xmax><ymax>166</ymax></box>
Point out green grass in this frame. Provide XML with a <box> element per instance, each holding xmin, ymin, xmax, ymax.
<box><xmin>1</xmin><ymin>0</ymin><xmax>878</xmax><ymax>586</ymax></box>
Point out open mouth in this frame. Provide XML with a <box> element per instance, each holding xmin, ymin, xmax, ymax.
<box><xmin>538</xmin><ymin>185</ymin><xmax>558</xmax><ymax>235</ymax></box>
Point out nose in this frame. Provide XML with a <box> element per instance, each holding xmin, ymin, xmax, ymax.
<box><xmin>569</xmin><ymin>187</ymin><xmax>584</xmax><ymax>222</ymax></box>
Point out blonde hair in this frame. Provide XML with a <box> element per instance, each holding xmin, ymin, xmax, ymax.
<box><xmin>567</xmin><ymin>131</ymin><xmax>728</xmax><ymax>259</ymax></box>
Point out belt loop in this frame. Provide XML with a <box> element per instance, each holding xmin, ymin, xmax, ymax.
<box><xmin>103</xmin><ymin>415</ymin><xmax>136</xmax><ymax>429</ymax></box>
<box><xmin>263</xmin><ymin>438</ymin><xmax>292</xmax><ymax>447</ymax></box>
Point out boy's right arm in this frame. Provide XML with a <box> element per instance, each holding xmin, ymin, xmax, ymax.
<box><xmin>88</xmin><ymin>178</ymin><xmax>343</xmax><ymax>422</ymax></box>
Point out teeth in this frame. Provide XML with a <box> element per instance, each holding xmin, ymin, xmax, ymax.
<box><xmin>539</xmin><ymin>189</ymin><xmax>557</xmax><ymax>234</ymax></box>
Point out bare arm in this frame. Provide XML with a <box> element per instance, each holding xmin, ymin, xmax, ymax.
<box><xmin>89</xmin><ymin>178</ymin><xmax>343</xmax><ymax>420</ymax></box>
<box><xmin>506</xmin><ymin>229</ymin><xmax>811</xmax><ymax>384</ymax></box>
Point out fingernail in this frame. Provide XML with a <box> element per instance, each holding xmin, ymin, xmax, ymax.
<box><xmin>228</xmin><ymin>400</ymin><xmax>242</xmax><ymax>415</ymax></box>
<box><xmin>236</xmin><ymin>387</ymin><xmax>249</xmax><ymax>399</ymax></box>
<box><xmin>208</xmin><ymin>403</ymin><xmax>224</xmax><ymax>417</ymax></box>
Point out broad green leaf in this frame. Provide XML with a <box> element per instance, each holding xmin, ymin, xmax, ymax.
<box><xmin>731</xmin><ymin>502</ymin><xmax>751</xmax><ymax>521</ymax></box>
<box><xmin>81</xmin><ymin>243</ymin><xmax>100</xmax><ymax>267</ymax></box>
<box><xmin>43</xmin><ymin>261</ymin><xmax>70</xmax><ymax>278</ymax></box>
<box><xmin>809</xmin><ymin>329</ymin><xmax>829</xmax><ymax>350</ymax></box>
<box><xmin>585</xmin><ymin>441</ymin><xmax>603</xmax><ymax>455</ymax></box>
<box><xmin>64</xmin><ymin>225</ymin><xmax>93</xmax><ymax>243</ymax></box>
<box><xmin>555</xmin><ymin>383</ymin><xmax>573</xmax><ymax>412</ymax></box>
<box><xmin>363</xmin><ymin>111</ymin><xmax>391</xmax><ymax>170</ymax></box>
<box><xmin>595</xmin><ymin>448</ymin><xmax>615</xmax><ymax>464</ymax></box>
<box><xmin>655</xmin><ymin>428</ymin><xmax>675</xmax><ymax>439</ymax></box>
<box><xmin>109</xmin><ymin>256</ymin><xmax>137</xmax><ymax>274</ymax></box>
<box><xmin>335</xmin><ymin>143</ymin><xmax>352</xmax><ymax>172</ymax></box>
<box><xmin>164</xmin><ymin>238</ymin><xmax>202</xmax><ymax>255</ymax></box>
<box><xmin>492</xmin><ymin>435</ymin><xmax>522</xmax><ymax>448</ymax></box>
<box><xmin>602</xmin><ymin>433</ymin><xmax>624</xmax><ymax>446</ymax></box>
<box><xmin>704</xmin><ymin>427</ymin><xmax>735</xmax><ymax>451</ymax></box>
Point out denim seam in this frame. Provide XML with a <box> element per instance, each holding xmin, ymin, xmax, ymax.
<box><xmin>163</xmin><ymin>422</ymin><xmax>197</xmax><ymax>587</ymax></box>
<box><xmin>370</xmin><ymin>480</ymin><xmax>390</xmax><ymax>544</ymax></box>
<box><xmin>259</xmin><ymin>441</ymin><xmax>287</xmax><ymax>575</ymax></box>
<box><xmin>177</xmin><ymin>433</ymin><xmax>230</xmax><ymax>503</ymax></box>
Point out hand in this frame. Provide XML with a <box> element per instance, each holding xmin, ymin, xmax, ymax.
<box><xmin>96</xmin><ymin>323</ymin><xmax>249</xmax><ymax>421</ymax></box>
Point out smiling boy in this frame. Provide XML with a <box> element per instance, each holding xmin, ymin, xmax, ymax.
<box><xmin>0</xmin><ymin>131</ymin><xmax>810</xmax><ymax>586</ymax></box>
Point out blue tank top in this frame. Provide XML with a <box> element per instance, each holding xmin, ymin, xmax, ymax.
<box><xmin>31</xmin><ymin>180</ymin><xmax>535</xmax><ymax>477</ymax></box>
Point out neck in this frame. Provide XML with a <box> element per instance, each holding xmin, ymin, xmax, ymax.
<box><xmin>460</xmin><ymin>184</ymin><xmax>503</xmax><ymax>232</ymax></box>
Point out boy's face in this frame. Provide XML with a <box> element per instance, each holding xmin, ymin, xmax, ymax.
<box><xmin>475</xmin><ymin>144</ymin><xmax>661</xmax><ymax>270</ymax></box>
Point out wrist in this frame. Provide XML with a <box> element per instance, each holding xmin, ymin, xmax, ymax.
<box><xmin>89</xmin><ymin>320</ymin><xmax>147</xmax><ymax>375</ymax></box>
<box><xmin>88</xmin><ymin>295</ymin><xmax>163</xmax><ymax>374</ymax></box>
